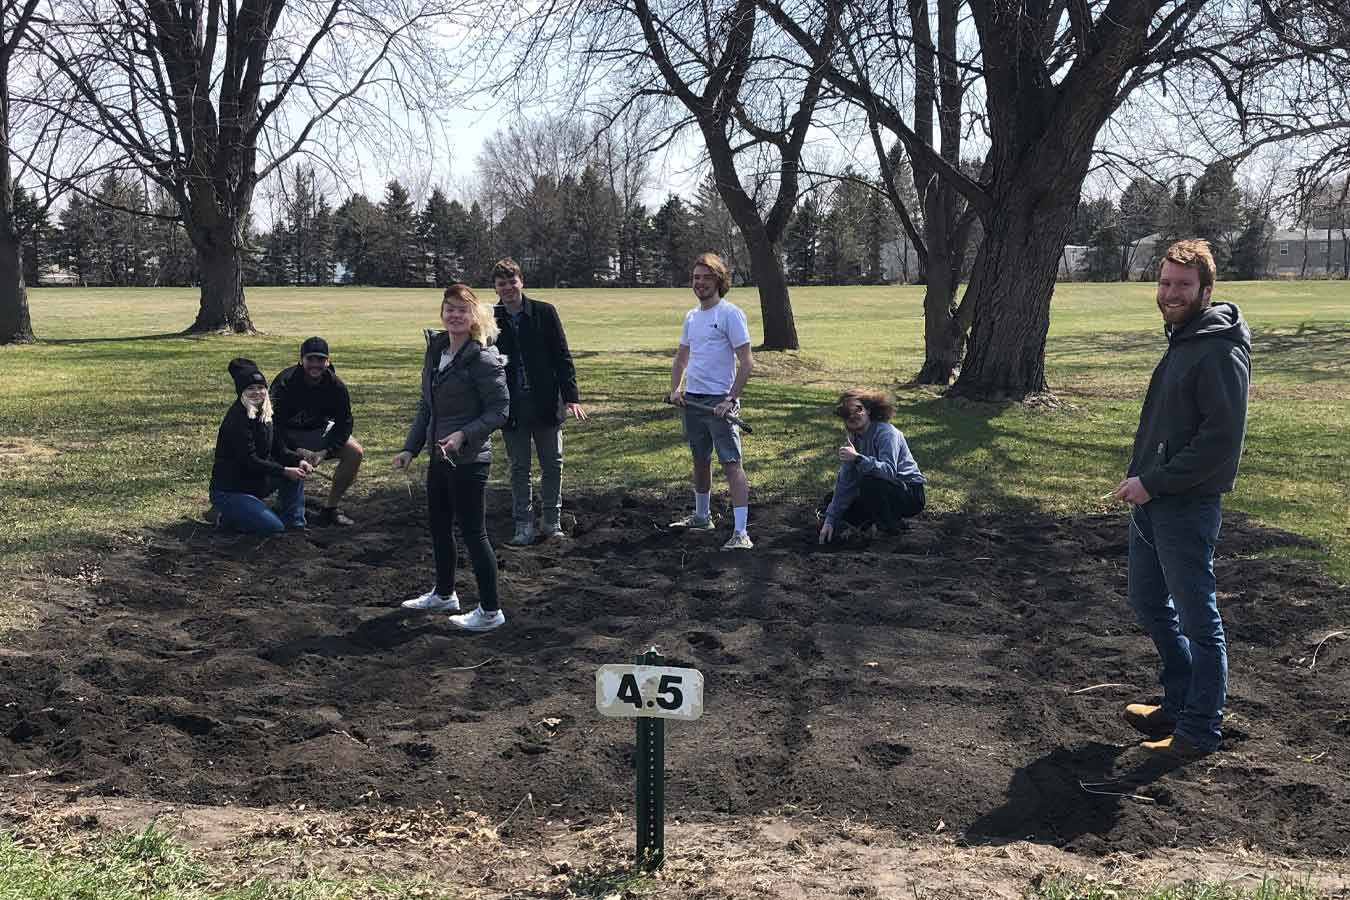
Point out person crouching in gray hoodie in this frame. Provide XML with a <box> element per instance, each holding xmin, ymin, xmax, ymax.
<box><xmin>819</xmin><ymin>389</ymin><xmax>927</xmax><ymax>543</ymax></box>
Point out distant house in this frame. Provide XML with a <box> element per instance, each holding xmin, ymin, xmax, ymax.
<box><xmin>1266</xmin><ymin>229</ymin><xmax>1350</xmax><ymax>278</ymax></box>
<box><xmin>880</xmin><ymin>228</ymin><xmax>1349</xmax><ymax>284</ymax></box>
<box><xmin>1127</xmin><ymin>230</ymin><xmax>1349</xmax><ymax>280</ymax></box>
<box><xmin>880</xmin><ymin>234</ymin><xmax>924</xmax><ymax>283</ymax></box>
<box><xmin>37</xmin><ymin>265</ymin><xmax>80</xmax><ymax>286</ymax></box>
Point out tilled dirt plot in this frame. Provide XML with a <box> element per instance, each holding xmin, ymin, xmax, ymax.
<box><xmin>3</xmin><ymin>489</ymin><xmax>1348</xmax><ymax>857</ymax></box>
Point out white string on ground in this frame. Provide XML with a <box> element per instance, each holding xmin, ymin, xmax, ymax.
<box><xmin>1310</xmin><ymin>630</ymin><xmax>1347</xmax><ymax>670</ymax></box>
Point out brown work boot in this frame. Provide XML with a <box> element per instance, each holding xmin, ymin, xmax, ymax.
<box><xmin>1123</xmin><ymin>703</ymin><xmax>1177</xmax><ymax>739</ymax></box>
<box><xmin>1140</xmin><ymin>733</ymin><xmax>1212</xmax><ymax>760</ymax></box>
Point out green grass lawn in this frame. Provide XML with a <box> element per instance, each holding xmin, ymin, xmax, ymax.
<box><xmin>1</xmin><ymin>280</ymin><xmax>1347</xmax><ymax>583</ymax></box>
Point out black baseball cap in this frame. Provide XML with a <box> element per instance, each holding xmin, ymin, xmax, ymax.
<box><xmin>300</xmin><ymin>336</ymin><xmax>329</xmax><ymax>358</ymax></box>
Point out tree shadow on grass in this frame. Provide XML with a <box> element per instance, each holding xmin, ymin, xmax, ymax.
<box><xmin>45</xmin><ymin>332</ymin><xmax>201</xmax><ymax>345</ymax></box>
<box><xmin>1047</xmin><ymin>320</ymin><xmax>1350</xmax><ymax>384</ymax></box>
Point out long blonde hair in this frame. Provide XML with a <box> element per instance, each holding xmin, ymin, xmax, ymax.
<box><xmin>241</xmin><ymin>388</ymin><xmax>273</xmax><ymax>424</ymax></box>
<box><xmin>442</xmin><ymin>283</ymin><xmax>500</xmax><ymax>345</ymax></box>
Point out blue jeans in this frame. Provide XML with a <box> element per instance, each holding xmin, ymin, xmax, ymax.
<box><xmin>1127</xmin><ymin>494</ymin><xmax>1226</xmax><ymax>750</ymax></box>
<box><xmin>211</xmin><ymin>479</ymin><xmax>305</xmax><ymax>534</ymax></box>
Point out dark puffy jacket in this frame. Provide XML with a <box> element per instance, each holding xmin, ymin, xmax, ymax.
<box><xmin>493</xmin><ymin>296</ymin><xmax>580</xmax><ymax>429</ymax></box>
<box><xmin>1129</xmin><ymin>301</ymin><xmax>1252</xmax><ymax>498</ymax></box>
<box><xmin>402</xmin><ymin>331</ymin><xmax>509</xmax><ymax>465</ymax></box>
<box><xmin>210</xmin><ymin>402</ymin><xmax>301</xmax><ymax>498</ymax></box>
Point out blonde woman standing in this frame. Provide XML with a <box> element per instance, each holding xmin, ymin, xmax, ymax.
<box><xmin>394</xmin><ymin>285</ymin><xmax>511</xmax><ymax>632</ymax></box>
<box><xmin>209</xmin><ymin>357</ymin><xmax>312</xmax><ymax>534</ymax></box>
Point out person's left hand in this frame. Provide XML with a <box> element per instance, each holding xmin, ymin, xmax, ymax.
<box><xmin>566</xmin><ymin>402</ymin><xmax>588</xmax><ymax>421</ymax></box>
<box><xmin>713</xmin><ymin>398</ymin><xmax>738</xmax><ymax>418</ymax></box>
<box><xmin>1113</xmin><ymin>476</ymin><xmax>1151</xmax><ymax>505</ymax></box>
<box><xmin>298</xmin><ymin>459</ymin><xmax>315</xmax><ymax>475</ymax></box>
<box><xmin>838</xmin><ymin>442</ymin><xmax>860</xmax><ymax>463</ymax></box>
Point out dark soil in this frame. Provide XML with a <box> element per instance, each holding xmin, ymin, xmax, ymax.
<box><xmin>3</xmin><ymin>489</ymin><xmax>1349</xmax><ymax>857</ymax></box>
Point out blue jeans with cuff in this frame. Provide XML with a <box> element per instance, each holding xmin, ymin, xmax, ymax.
<box><xmin>1127</xmin><ymin>494</ymin><xmax>1226</xmax><ymax>750</ymax></box>
<box><xmin>211</xmin><ymin>478</ymin><xmax>305</xmax><ymax>534</ymax></box>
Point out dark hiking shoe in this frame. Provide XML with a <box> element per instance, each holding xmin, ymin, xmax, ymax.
<box><xmin>1140</xmin><ymin>733</ymin><xmax>1213</xmax><ymax>760</ymax></box>
<box><xmin>316</xmin><ymin>507</ymin><xmax>354</xmax><ymax>527</ymax></box>
<box><xmin>1123</xmin><ymin>703</ymin><xmax>1178</xmax><ymax>739</ymax></box>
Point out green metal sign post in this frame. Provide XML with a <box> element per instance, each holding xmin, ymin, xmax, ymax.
<box><xmin>595</xmin><ymin>646</ymin><xmax>704</xmax><ymax>873</ymax></box>
<box><xmin>634</xmin><ymin>647</ymin><xmax>667</xmax><ymax>870</ymax></box>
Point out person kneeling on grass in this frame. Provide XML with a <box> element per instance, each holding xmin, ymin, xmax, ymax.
<box><xmin>818</xmin><ymin>389</ymin><xmax>926</xmax><ymax>544</ymax></box>
<box><xmin>210</xmin><ymin>358</ymin><xmax>313</xmax><ymax>534</ymax></box>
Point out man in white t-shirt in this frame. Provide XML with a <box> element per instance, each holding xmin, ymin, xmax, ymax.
<box><xmin>667</xmin><ymin>252</ymin><xmax>755</xmax><ymax>550</ymax></box>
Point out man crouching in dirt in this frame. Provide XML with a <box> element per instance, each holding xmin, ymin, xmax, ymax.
<box><xmin>1113</xmin><ymin>238</ymin><xmax>1251</xmax><ymax>759</ymax></box>
<box><xmin>818</xmin><ymin>389</ymin><xmax>926</xmax><ymax>543</ymax></box>
<box><xmin>271</xmin><ymin>337</ymin><xmax>364</xmax><ymax>527</ymax></box>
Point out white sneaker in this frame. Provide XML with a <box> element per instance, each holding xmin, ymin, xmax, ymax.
<box><xmin>448</xmin><ymin>606</ymin><xmax>506</xmax><ymax>632</ymax></box>
<box><xmin>722</xmin><ymin>531</ymin><xmax>753</xmax><ymax>550</ymax></box>
<box><xmin>401</xmin><ymin>589</ymin><xmax>460</xmax><ymax>611</ymax></box>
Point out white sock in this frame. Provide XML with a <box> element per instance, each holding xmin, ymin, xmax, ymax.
<box><xmin>695</xmin><ymin>492</ymin><xmax>711</xmax><ymax>518</ymax></box>
<box><xmin>733</xmin><ymin>506</ymin><xmax>748</xmax><ymax>533</ymax></box>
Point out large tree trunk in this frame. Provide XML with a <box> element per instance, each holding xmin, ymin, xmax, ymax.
<box><xmin>0</xmin><ymin>227</ymin><xmax>33</xmax><ymax>345</ymax></box>
<box><xmin>704</xmin><ymin>146</ymin><xmax>801</xmax><ymax>351</ymax></box>
<box><xmin>0</xmin><ymin>97</ymin><xmax>35</xmax><ymax>345</ymax></box>
<box><xmin>743</xmin><ymin>229</ymin><xmax>799</xmax><ymax>350</ymax></box>
<box><xmin>187</xmin><ymin>225</ymin><xmax>254</xmax><ymax>334</ymax></box>
<box><xmin>950</xmin><ymin>195</ymin><xmax>1075</xmax><ymax>400</ymax></box>
<box><xmin>912</xmin><ymin>252</ymin><xmax>963</xmax><ymax>384</ymax></box>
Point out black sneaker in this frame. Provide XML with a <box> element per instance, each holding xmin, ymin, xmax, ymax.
<box><xmin>316</xmin><ymin>507</ymin><xmax>354</xmax><ymax>527</ymax></box>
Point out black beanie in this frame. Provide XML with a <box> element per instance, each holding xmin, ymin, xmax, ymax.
<box><xmin>228</xmin><ymin>357</ymin><xmax>267</xmax><ymax>395</ymax></box>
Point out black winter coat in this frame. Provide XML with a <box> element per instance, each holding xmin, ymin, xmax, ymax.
<box><xmin>492</xmin><ymin>296</ymin><xmax>580</xmax><ymax>429</ymax></box>
<box><xmin>270</xmin><ymin>363</ymin><xmax>354</xmax><ymax>453</ymax></box>
<box><xmin>210</xmin><ymin>402</ymin><xmax>301</xmax><ymax>498</ymax></box>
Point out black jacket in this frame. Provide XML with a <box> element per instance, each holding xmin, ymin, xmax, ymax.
<box><xmin>269</xmin><ymin>363</ymin><xmax>354</xmax><ymax>453</ymax></box>
<box><xmin>493</xmin><ymin>296</ymin><xmax>580</xmax><ymax>429</ymax></box>
<box><xmin>402</xmin><ymin>331</ymin><xmax>509</xmax><ymax>465</ymax></box>
<box><xmin>210</xmin><ymin>402</ymin><xmax>302</xmax><ymax>498</ymax></box>
<box><xmin>1129</xmin><ymin>301</ymin><xmax>1252</xmax><ymax>498</ymax></box>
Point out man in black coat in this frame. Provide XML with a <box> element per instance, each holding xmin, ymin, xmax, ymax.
<box><xmin>270</xmin><ymin>336</ymin><xmax>365</xmax><ymax>526</ymax></box>
<box><xmin>491</xmin><ymin>258</ymin><xmax>587</xmax><ymax>545</ymax></box>
<box><xmin>1113</xmin><ymin>238</ymin><xmax>1251</xmax><ymax>759</ymax></box>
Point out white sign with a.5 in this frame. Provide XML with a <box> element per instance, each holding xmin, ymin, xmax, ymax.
<box><xmin>595</xmin><ymin>665</ymin><xmax>704</xmax><ymax>721</ymax></box>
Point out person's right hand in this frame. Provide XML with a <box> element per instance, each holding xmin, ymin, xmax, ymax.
<box><xmin>283</xmin><ymin>466</ymin><xmax>308</xmax><ymax>482</ymax></box>
<box><xmin>298</xmin><ymin>459</ymin><xmax>315</xmax><ymax>475</ymax></box>
<box><xmin>668</xmin><ymin>389</ymin><xmax>685</xmax><ymax>407</ymax></box>
<box><xmin>819</xmin><ymin>522</ymin><xmax>834</xmax><ymax>544</ymax></box>
<box><xmin>392</xmin><ymin>451</ymin><xmax>413</xmax><ymax>470</ymax></box>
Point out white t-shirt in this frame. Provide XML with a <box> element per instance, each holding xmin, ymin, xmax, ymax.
<box><xmin>679</xmin><ymin>300</ymin><xmax>751</xmax><ymax>395</ymax></box>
